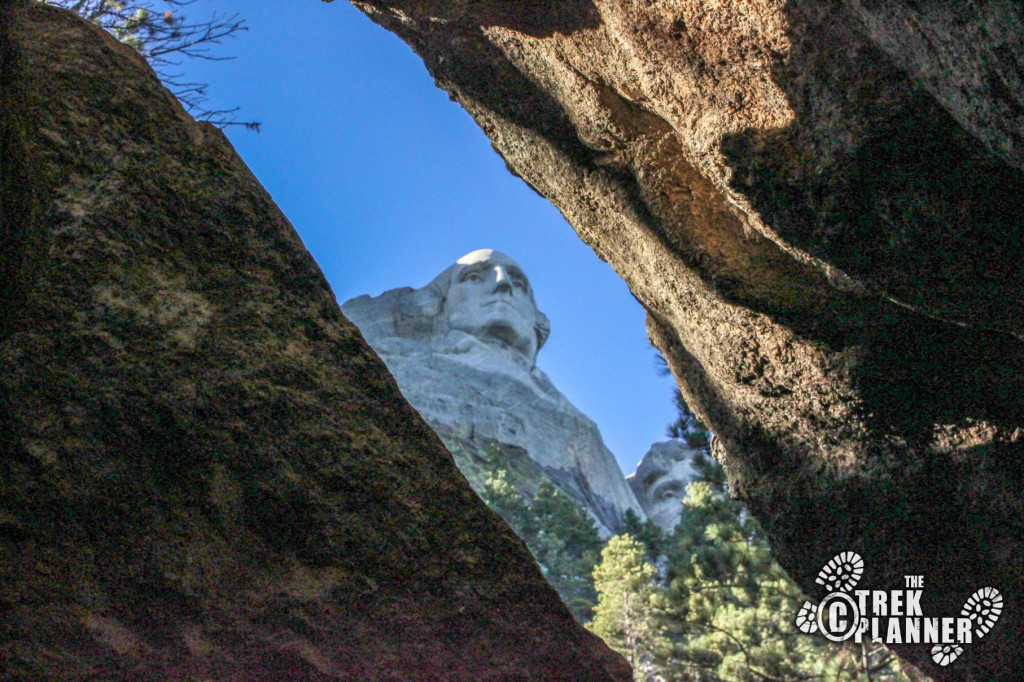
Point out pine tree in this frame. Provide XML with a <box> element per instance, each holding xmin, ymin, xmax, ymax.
<box><xmin>588</xmin><ymin>534</ymin><xmax>660</xmax><ymax>681</ymax></box>
<box><xmin>622</xmin><ymin>508</ymin><xmax>666</xmax><ymax>564</ymax></box>
<box><xmin>479</xmin><ymin>455</ymin><xmax>603</xmax><ymax>622</ymax></box>
<box><xmin>658</xmin><ymin>480</ymin><xmax>821</xmax><ymax>680</ymax></box>
<box><xmin>665</xmin><ymin>388</ymin><xmax>710</xmax><ymax>449</ymax></box>
<box><xmin>480</xmin><ymin>467</ymin><xmax>537</xmax><ymax>545</ymax></box>
<box><xmin>651</xmin><ymin>380</ymin><xmax>913</xmax><ymax>680</ymax></box>
<box><xmin>655</xmin><ymin>473</ymin><xmax>911</xmax><ymax>681</ymax></box>
<box><xmin>530</xmin><ymin>482</ymin><xmax>604</xmax><ymax>620</ymax></box>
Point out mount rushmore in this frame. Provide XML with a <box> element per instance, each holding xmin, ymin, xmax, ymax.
<box><xmin>342</xmin><ymin>249</ymin><xmax>698</xmax><ymax>535</ymax></box>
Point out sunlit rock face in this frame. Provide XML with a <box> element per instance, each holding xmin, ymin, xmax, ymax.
<box><xmin>343</xmin><ymin>249</ymin><xmax>646</xmax><ymax>535</ymax></box>
<box><xmin>0</xmin><ymin>6</ymin><xmax>632</xmax><ymax>680</ymax></box>
<box><xmin>627</xmin><ymin>441</ymin><xmax>700</xmax><ymax>533</ymax></box>
<box><xmin>351</xmin><ymin>1</ymin><xmax>1024</xmax><ymax>678</ymax></box>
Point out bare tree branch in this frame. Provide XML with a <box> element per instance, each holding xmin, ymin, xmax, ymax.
<box><xmin>42</xmin><ymin>0</ymin><xmax>258</xmax><ymax>130</ymax></box>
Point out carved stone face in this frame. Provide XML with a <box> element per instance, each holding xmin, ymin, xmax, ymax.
<box><xmin>629</xmin><ymin>442</ymin><xmax>697</xmax><ymax>532</ymax></box>
<box><xmin>444</xmin><ymin>249</ymin><xmax>541</xmax><ymax>362</ymax></box>
<box><xmin>641</xmin><ymin>460</ymin><xmax>692</xmax><ymax>532</ymax></box>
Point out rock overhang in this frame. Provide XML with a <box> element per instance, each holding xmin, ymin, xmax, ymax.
<box><xmin>340</xmin><ymin>0</ymin><xmax>1024</xmax><ymax>678</ymax></box>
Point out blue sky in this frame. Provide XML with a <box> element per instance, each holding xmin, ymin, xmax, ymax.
<box><xmin>182</xmin><ymin>0</ymin><xmax>679</xmax><ymax>475</ymax></box>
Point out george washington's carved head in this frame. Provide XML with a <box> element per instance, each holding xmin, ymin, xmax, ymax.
<box><xmin>393</xmin><ymin>249</ymin><xmax>550</xmax><ymax>365</ymax></box>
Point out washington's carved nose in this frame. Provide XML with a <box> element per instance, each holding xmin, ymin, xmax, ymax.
<box><xmin>493</xmin><ymin>267</ymin><xmax>513</xmax><ymax>295</ymax></box>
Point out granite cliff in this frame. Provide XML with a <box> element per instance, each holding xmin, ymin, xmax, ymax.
<box><xmin>0</xmin><ymin>4</ymin><xmax>631</xmax><ymax>679</ymax></box>
<box><xmin>342</xmin><ymin>0</ymin><xmax>1024</xmax><ymax>678</ymax></box>
<box><xmin>342</xmin><ymin>249</ymin><xmax>645</xmax><ymax>536</ymax></box>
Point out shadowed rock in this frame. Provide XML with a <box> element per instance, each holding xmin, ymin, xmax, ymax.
<box><xmin>0</xmin><ymin>4</ymin><xmax>631</xmax><ymax>679</ymax></box>
<box><xmin>344</xmin><ymin>0</ymin><xmax>1024</xmax><ymax>678</ymax></box>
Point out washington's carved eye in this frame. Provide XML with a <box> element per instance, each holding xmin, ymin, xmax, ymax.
<box><xmin>656</xmin><ymin>482</ymin><xmax>682</xmax><ymax>501</ymax></box>
<box><xmin>466</xmin><ymin>273</ymin><xmax>480</xmax><ymax>282</ymax></box>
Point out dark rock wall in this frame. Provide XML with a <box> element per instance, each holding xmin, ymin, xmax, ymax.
<box><xmin>345</xmin><ymin>0</ymin><xmax>1024</xmax><ymax>678</ymax></box>
<box><xmin>0</xmin><ymin>4</ymin><xmax>631</xmax><ymax>680</ymax></box>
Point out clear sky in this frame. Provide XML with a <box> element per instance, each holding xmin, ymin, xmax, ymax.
<box><xmin>182</xmin><ymin>0</ymin><xmax>679</xmax><ymax>475</ymax></box>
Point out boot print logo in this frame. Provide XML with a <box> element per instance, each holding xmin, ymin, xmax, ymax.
<box><xmin>794</xmin><ymin>552</ymin><xmax>1001</xmax><ymax>666</ymax></box>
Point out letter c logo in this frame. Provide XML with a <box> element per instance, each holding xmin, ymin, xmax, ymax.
<box><xmin>817</xmin><ymin>592</ymin><xmax>860</xmax><ymax>642</ymax></box>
